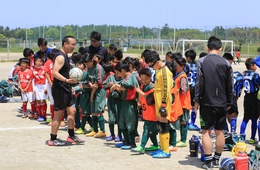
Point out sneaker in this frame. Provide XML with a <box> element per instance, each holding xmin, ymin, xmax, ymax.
<box><xmin>150</xmin><ymin>149</ymin><xmax>163</xmax><ymax>156</ymax></box>
<box><xmin>28</xmin><ymin>113</ymin><xmax>35</xmax><ymax>119</ymax></box>
<box><xmin>47</xmin><ymin>138</ymin><xmax>67</xmax><ymax>146</ymax></box>
<box><xmin>114</xmin><ymin>135</ymin><xmax>123</xmax><ymax>142</ymax></box>
<box><xmin>37</xmin><ymin>117</ymin><xmax>45</xmax><ymax>122</ymax></box>
<box><xmin>67</xmin><ymin>136</ymin><xmax>85</xmax><ymax>144</ymax></box>
<box><xmin>115</xmin><ymin>142</ymin><xmax>125</xmax><ymax>148</ymax></box>
<box><xmin>106</xmin><ymin>135</ymin><xmax>115</xmax><ymax>141</ymax></box>
<box><xmin>188</xmin><ymin>124</ymin><xmax>201</xmax><ymax>131</ymax></box>
<box><xmin>33</xmin><ymin>115</ymin><xmax>39</xmax><ymax>119</ymax></box>
<box><xmin>75</xmin><ymin>128</ymin><xmax>85</xmax><ymax>134</ymax></box>
<box><xmin>152</xmin><ymin>150</ymin><xmax>171</xmax><ymax>158</ymax></box>
<box><xmin>121</xmin><ymin>145</ymin><xmax>133</xmax><ymax>150</ymax></box>
<box><xmin>86</xmin><ymin>127</ymin><xmax>93</xmax><ymax>134</ymax></box>
<box><xmin>176</xmin><ymin>141</ymin><xmax>188</xmax><ymax>147</ymax></box>
<box><xmin>202</xmin><ymin>162</ymin><xmax>213</xmax><ymax>170</ymax></box>
<box><xmin>86</xmin><ymin>131</ymin><xmax>97</xmax><ymax>137</ymax></box>
<box><xmin>94</xmin><ymin>131</ymin><xmax>106</xmax><ymax>138</ymax></box>
<box><xmin>212</xmin><ymin>159</ymin><xmax>219</xmax><ymax>168</ymax></box>
<box><xmin>60</xmin><ymin>121</ymin><xmax>66</xmax><ymax>127</ymax></box>
<box><xmin>249</xmin><ymin>138</ymin><xmax>255</xmax><ymax>144</ymax></box>
<box><xmin>45</xmin><ymin>118</ymin><xmax>52</xmax><ymax>123</ymax></box>
<box><xmin>22</xmin><ymin>114</ymin><xmax>28</xmax><ymax>119</ymax></box>
<box><xmin>135</xmin><ymin>136</ymin><xmax>140</xmax><ymax>143</ymax></box>
<box><xmin>131</xmin><ymin>146</ymin><xmax>145</xmax><ymax>153</ymax></box>
<box><xmin>169</xmin><ymin>145</ymin><xmax>178</xmax><ymax>152</ymax></box>
<box><xmin>145</xmin><ymin>145</ymin><xmax>160</xmax><ymax>151</ymax></box>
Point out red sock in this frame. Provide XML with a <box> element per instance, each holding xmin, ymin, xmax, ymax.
<box><xmin>37</xmin><ymin>103</ymin><xmax>42</xmax><ymax>117</ymax></box>
<box><xmin>50</xmin><ymin>105</ymin><xmax>54</xmax><ymax>119</ymax></box>
<box><xmin>22</xmin><ymin>101</ymin><xmax>27</xmax><ymax>113</ymax></box>
<box><xmin>41</xmin><ymin>102</ymin><xmax>47</xmax><ymax>119</ymax></box>
<box><xmin>30</xmin><ymin>101</ymin><xmax>36</xmax><ymax>113</ymax></box>
<box><xmin>61</xmin><ymin>114</ymin><xmax>64</xmax><ymax>121</ymax></box>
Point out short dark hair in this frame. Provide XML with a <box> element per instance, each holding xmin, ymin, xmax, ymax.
<box><xmin>62</xmin><ymin>36</ymin><xmax>75</xmax><ymax>46</ymax></box>
<box><xmin>207</xmin><ymin>36</ymin><xmax>222</xmax><ymax>51</ymax></box>
<box><xmin>47</xmin><ymin>48</ymin><xmax>59</xmax><ymax>60</ymax></box>
<box><xmin>165</xmin><ymin>61</ymin><xmax>177</xmax><ymax>77</ymax></box>
<box><xmin>114</xmin><ymin>62</ymin><xmax>122</xmax><ymax>72</ymax></box>
<box><xmin>90</xmin><ymin>31</ymin><xmax>101</xmax><ymax>41</ymax></box>
<box><xmin>37</xmin><ymin>38</ymin><xmax>48</xmax><ymax>46</ymax></box>
<box><xmin>245</xmin><ymin>58</ymin><xmax>255</xmax><ymax>70</ymax></box>
<box><xmin>78</xmin><ymin>47</ymin><xmax>86</xmax><ymax>54</ymax></box>
<box><xmin>185</xmin><ymin>49</ymin><xmax>196</xmax><ymax>61</ymax></box>
<box><xmin>121</xmin><ymin>60</ymin><xmax>130</xmax><ymax>72</ymax></box>
<box><xmin>144</xmin><ymin>51</ymin><xmax>160</xmax><ymax>64</ymax></box>
<box><xmin>139</xmin><ymin>68</ymin><xmax>152</xmax><ymax>77</ymax></box>
<box><xmin>82</xmin><ymin>53</ymin><xmax>97</xmax><ymax>66</ymax></box>
<box><xmin>71</xmin><ymin>52</ymin><xmax>82</xmax><ymax>64</ymax></box>
<box><xmin>114</xmin><ymin>50</ymin><xmax>123</xmax><ymax>60</ymax></box>
<box><xmin>141</xmin><ymin>49</ymin><xmax>151</xmax><ymax>59</ymax></box>
<box><xmin>35</xmin><ymin>55</ymin><xmax>44</xmax><ymax>63</ymax></box>
<box><xmin>199</xmin><ymin>52</ymin><xmax>208</xmax><ymax>58</ymax></box>
<box><xmin>23</xmin><ymin>48</ymin><xmax>34</xmax><ymax>57</ymax></box>
<box><xmin>102</xmin><ymin>63</ymin><xmax>112</xmax><ymax>73</ymax></box>
<box><xmin>223</xmin><ymin>53</ymin><xmax>233</xmax><ymax>61</ymax></box>
<box><xmin>172</xmin><ymin>52</ymin><xmax>182</xmax><ymax>60</ymax></box>
<box><xmin>94</xmin><ymin>53</ymin><xmax>103</xmax><ymax>61</ymax></box>
<box><xmin>20</xmin><ymin>58</ymin><xmax>30</xmax><ymax>65</ymax></box>
<box><xmin>108</xmin><ymin>44</ymin><xmax>117</xmax><ymax>51</ymax></box>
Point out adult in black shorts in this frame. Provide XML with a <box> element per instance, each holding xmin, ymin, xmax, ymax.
<box><xmin>48</xmin><ymin>36</ymin><xmax>84</xmax><ymax>146</ymax></box>
<box><xmin>194</xmin><ymin>36</ymin><xmax>233</xmax><ymax>169</ymax></box>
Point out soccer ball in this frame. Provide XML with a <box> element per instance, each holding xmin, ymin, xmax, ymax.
<box><xmin>69</xmin><ymin>67</ymin><xmax>83</xmax><ymax>81</ymax></box>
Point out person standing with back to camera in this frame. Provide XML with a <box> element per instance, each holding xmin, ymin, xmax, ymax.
<box><xmin>194</xmin><ymin>36</ymin><xmax>233</xmax><ymax>169</ymax></box>
<box><xmin>47</xmin><ymin>36</ymin><xmax>84</xmax><ymax>146</ymax></box>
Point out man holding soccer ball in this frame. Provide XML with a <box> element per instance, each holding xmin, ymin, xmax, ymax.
<box><xmin>47</xmin><ymin>36</ymin><xmax>84</xmax><ymax>146</ymax></box>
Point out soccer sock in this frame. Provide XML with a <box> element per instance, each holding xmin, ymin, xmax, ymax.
<box><xmin>22</xmin><ymin>101</ymin><xmax>27</xmax><ymax>113</ymax></box>
<box><xmin>191</xmin><ymin>109</ymin><xmax>196</xmax><ymax>125</ymax></box>
<box><xmin>81</xmin><ymin>116</ymin><xmax>87</xmax><ymax>131</ymax></box>
<box><xmin>140</xmin><ymin>127</ymin><xmax>149</xmax><ymax>148</ymax></box>
<box><xmin>169</xmin><ymin>129</ymin><xmax>177</xmax><ymax>147</ymax></box>
<box><xmin>205</xmin><ymin>154</ymin><xmax>213</xmax><ymax>164</ymax></box>
<box><xmin>37</xmin><ymin>103</ymin><xmax>42</xmax><ymax>117</ymax></box>
<box><xmin>230</xmin><ymin>118</ymin><xmax>237</xmax><ymax>133</ymax></box>
<box><xmin>50</xmin><ymin>134</ymin><xmax>57</xmax><ymax>140</ymax></box>
<box><xmin>68</xmin><ymin>129</ymin><xmax>74</xmax><ymax>137</ymax></box>
<box><xmin>30</xmin><ymin>101</ymin><xmax>36</xmax><ymax>113</ymax></box>
<box><xmin>213</xmin><ymin>152</ymin><xmax>221</xmax><ymax>161</ymax></box>
<box><xmin>149</xmin><ymin>135</ymin><xmax>159</xmax><ymax>147</ymax></box>
<box><xmin>98</xmin><ymin>115</ymin><xmax>105</xmax><ymax>133</ymax></box>
<box><xmin>92</xmin><ymin>116</ymin><xmax>98</xmax><ymax>133</ymax></box>
<box><xmin>50</xmin><ymin>104</ymin><xmax>54</xmax><ymax>119</ymax></box>
<box><xmin>251</xmin><ymin>118</ymin><xmax>257</xmax><ymax>140</ymax></box>
<box><xmin>61</xmin><ymin>114</ymin><xmax>64</xmax><ymax>121</ymax></box>
<box><xmin>180</xmin><ymin>124</ymin><xmax>188</xmax><ymax>143</ymax></box>
<box><xmin>122</xmin><ymin>129</ymin><xmax>129</xmax><ymax>145</ymax></box>
<box><xmin>240</xmin><ymin>118</ymin><xmax>249</xmax><ymax>134</ymax></box>
<box><xmin>87</xmin><ymin>115</ymin><xmax>92</xmax><ymax>128</ymax></box>
<box><xmin>225</xmin><ymin>121</ymin><xmax>229</xmax><ymax>132</ymax></box>
<box><xmin>75</xmin><ymin>108</ymin><xmax>80</xmax><ymax>129</ymax></box>
<box><xmin>128</xmin><ymin>130</ymin><xmax>136</xmax><ymax>147</ymax></box>
<box><xmin>41</xmin><ymin>102</ymin><xmax>47</xmax><ymax>119</ymax></box>
<box><xmin>109</xmin><ymin>123</ymin><xmax>115</xmax><ymax>136</ymax></box>
<box><xmin>159</xmin><ymin>133</ymin><xmax>170</xmax><ymax>153</ymax></box>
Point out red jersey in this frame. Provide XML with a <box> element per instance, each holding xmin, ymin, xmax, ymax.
<box><xmin>29</xmin><ymin>58</ymin><xmax>35</xmax><ymax>70</ymax></box>
<box><xmin>44</xmin><ymin>59</ymin><xmax>54</xmax><ymax>82</ymax></box>
<box><xmin>33</xmin><ymin>66</ymin><xmax>46</xmax><ymax>85</ymax></box>
<box><xmin>18</xmin><ymin>69</ymin><xmax>33</xmax><ymax>92</ymax></box>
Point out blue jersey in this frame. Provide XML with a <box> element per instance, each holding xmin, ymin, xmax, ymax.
<box><xmin>243</xmin><ymin>70</ymin><xmax>260</xmax><ymax>94</ymax></box>
<box><xmin>187</xmin><ymin>61</ymin><xmax>197</xmax><ymax>87</ymax></box>
<box><xmin>149</xmin><ymin>67</ymin><xmax>156</xmax><ymax>83</ymax></box>
<box><xmin>233</xmin><ymin>71</ymin><xmax>243</xmax><ymax>97</ymax></box>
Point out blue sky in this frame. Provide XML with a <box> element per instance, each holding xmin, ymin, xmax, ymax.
<box><xmin>1</xmin><ymin>0</ymin><xmax>259</xmax><ymax>30</ymax></box>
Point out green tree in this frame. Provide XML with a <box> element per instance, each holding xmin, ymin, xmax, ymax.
<box><xmin>0</xmin><ymin>34</ymin><xmax>6</xmax><ymax>39</ymax></box>
<box><xmin>161</xmin><ymin>23</ymin><xmax>170</xmax><ymax>38</ymax></box>
<box><xmin>45</xmin><ymin>27</ymin><xmax>59</xmax><ymax>40</ymax></box>
<box><xmin>230</xmin><ymin>27</ymin><xmax>250</xmax><ymax>51</ymax></box>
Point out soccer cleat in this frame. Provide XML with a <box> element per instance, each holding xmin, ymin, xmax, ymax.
<box><xmin>131</xmin><ymin>146</ymin><xmax>145</xmax><ymax>153</ymax></box>
<box><xmin>115</xmin><ymin>142</ymin><xmax>125</xmax><ymax>148</ymax></box>
<box><xmin>66</xmin><ymin>136</ymin><xmax>85</xmax><ymax>144</ymax></box>
<box><xmin>94</xmin><ymin>131</ymin><xmax>106</xmax><ymax>138</ymax></box>
<box><xmin>249</xmin><ymin>139</ymin><xmax>255</xmax><ymax>144</ymax></box>
<box><xmin>176</xmin><ymin>141</ymin><xmax>188</xmax><ymax>147</ymax></box>
<box><xmin>60</xmin><ymin>121</ymin><xmax>66</xmax><ymax>127</ymax></box>
<box><xmin>37</xmin><ymin>117</ymin><xmax>45</xmax><ymax>122</ymax></box>
<box><xmin>202</xmin><ymin>162</ymin><xmax>213</xmax><ymax>170</ymax></box>
<box><xmin>28</xmin><ymin>113</ymin><xmax>35</xmax><ymax>119</ymax></box>
<box><xmin>169</xmin><ymin>145</ymin><xmax>178</xmax><ymax>152</ymax></box>
<box><xmin>75</xmin><ymin>128</ymin><xmax>85</xmax><ymax>134</ymax></box>
<box><xmin>86</xmin><ymin>131</ymin><xmax>97</xmax><ymax>137</ymax></box>
<box><xmin>145</xmin><ymin>145</ymin><xmax>160</xmax><ymax>151</ymax></box>
<box><xmin>106</xmin><ymin>135</ymin><xmax>115</xmax><ymax>141</ymax></box>
<box><xmin>22</xmin><ymin>114</ymin><xmax>28</xmax><ymax>119</ymax></box>
<box><xmin>150</xmin><ymin>149</ymin><xmax>163</xmax><ymax>156</ymax></box>
<box><xmin>47</xmin><ymin>138</ymin><xmax>67</xmax><ymax>146</ymax></box>
<box><xmin>45</xmin><ymin>118</ymin><xmax>52</xmax><ymax>123</ymax></box>
<box><xmin>212</xmin><ymin>159</ymin><xmax>219</xmax><ymax>168</ymax></box>
<box><xmin>33</xmin><ymin>114</ymin><xmax>39</xmax><ymax>119</ymax></box>
<box><xmin>152</xmin><ymin>150</ymin><xmax>171</xmax><ymax>158</ymax></box>
<box><xmin>121</xmin><ymin>145</ymin><xmax>133</xmax><ymax>150</ymax></box>
<box><xmin>114</xmin><ymin>135</ymin><xmax>123</xmax><ymax>142</ymax></box>
<box><xmin>188</xmin><ymin>124</ymin><xmax>201</xmax><ymax>131</ymax></box>
<box><xmin>86</xmin><ymin>128</ymin><xmax>93</xmax><ymax>134</ymax></box>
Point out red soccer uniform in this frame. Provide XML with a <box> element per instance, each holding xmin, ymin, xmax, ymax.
<box><xmin>18</xmin><ymin>69</ymin><xmax>33</xmax><ymax>92</ymax></box>
<box><xmin>33</xmin><ymin>66</ymin><xmax>46</xmax><ymax>85</ymax></box>
<box><xmin>44</xmin><ymin>59</ymin><xmax>54</xmax><ymax>82</ymax></box>
<box><xmin>29</xmin><ymin>58</ymin><xmax>35</xmax><ymax>70</ymax></box>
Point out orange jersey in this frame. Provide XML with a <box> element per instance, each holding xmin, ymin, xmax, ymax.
<box><xmin>139</xmin><ymin>84</ymin><xmax>157</xmax><ymax>122</ymax></box>
<box><xmin>18</xmin><ymin>69</ymin><xmax>33</xmax><ymax>92</ymax></box>
<box><xmin>170</xmin><ymin>85</ymin><xmax>183</xmax><ymax>122</ymax></box>
<box><xmin>175</xmin><ymin>72</ymin><xmax>192</xmax><ymax>110</ymax></box>
<box><xmin>44</xmin><ymin>59</ymin><xmax>54</xmax><ymax>82</ymax></box>
<box><xmin>33</xmin><ymin>66</ymin><xmax>46</xmax><ymax>85</ymax></box>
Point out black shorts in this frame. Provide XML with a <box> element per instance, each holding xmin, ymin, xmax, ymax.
<box><xmin>52</xmin><ymin>86</ymin><xmax>74</xmax><ymax>111</ymax></box>
<box><xmin>200</xmin><ymin>106</ymin><xmax>226</xmax><ymax>130</ymax></box>
<box><xmin>227</xmin><ymin>95</ymin><xmax>238</xmax><ymax>115</ymax></box>
<box><xmin>190</xmin><ymin>86</ymin><xmax>195</xmax><ymax>106</ymax></box>
<box><xmin>243</xmin><ymin>93</ymin><xmax>260</xmax><ymax>119</ymax></box>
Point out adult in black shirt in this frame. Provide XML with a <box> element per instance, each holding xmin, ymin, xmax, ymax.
<box><xmin>85</xmin><ymin>31</ymin><xmax>109</xmax><ymax>65</ymax></box>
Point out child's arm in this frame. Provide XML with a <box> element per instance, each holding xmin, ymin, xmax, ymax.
<box><xmin>136</xmin><ymin>87</ymin><xmax>145</xmax><ymax>97</ymax></box>
<box><xmin>180</xmin><ymin>77</ymin><xmax>189</xmax><ymax>94</ymax></box>
<box><xmin>45</xmin><ymin>72</ymin><xmax>52</xmax><ymax>87</ymax></box>
<box><xmin>24</xmin><ymin>79</ymin><xmax>32</xmax><ymax>93</ymax></box>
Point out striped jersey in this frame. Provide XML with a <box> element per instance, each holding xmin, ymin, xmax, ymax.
<box><xmin>243</xmin><ymin>70</ymin><xmax>260</xmax><ymax>94</ymax></box>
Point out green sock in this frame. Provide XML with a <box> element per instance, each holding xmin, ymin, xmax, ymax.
<box><xmin>128</xmin><ymin>130</ymin><xmax>136</xmax><ymax>147</ymax></box>
<box><xmin>140</xmin><ymin>128</ymin><xmax>149</xmax><ymax>148</ymax></box>
<box><xmin>149</xmin><ymin>135</ymin><xmax>158</xmax><ymax>147</ymax></box>
<box><xmin>92</xmin><ymin>116</ymin><xmax>98</xmax><ymax>133</ymax></box>
<box><xmin>98</xmin><ymin>115</ymin><xmax>105</xmax><ymax>132</ymax></box>
<box><xmin>117</xmin><ymin>124</ymin><xmax>122</xmax><ymax>137</ymax></box>
<box><xmin>109</xmin><ymin>123</ymin><xmax>115</xmax><ymax>136</ymax></box>
<box><xmin>81</xmin><ymin>116</ymin><xmax>87</xmax><ymax>130</ymax></box>
<box><xmin>180</xmin><ymin>124</ymin><xmax>188</xmax><ymax>143</ymax></box>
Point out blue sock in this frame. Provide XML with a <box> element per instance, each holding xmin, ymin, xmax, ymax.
<box><xmin>225</xmin><ymin>121</ymin><xmax>229</xmax><ymax>132</ymax></box>
<box><xmin>251</xmin><ymin>118</ymin><xmax>257</xmax><ymax>140</ymax></box>
<box><xmin>240</xmin><ymin>118</ymin><xmax>249</xmax><ymax>134</ymax></box>
<box><xmin>230</xmin><ymin>118</ymin><xmax>237</xmax><ymax>133</ymax></box>
<box><xmin>191</xmin><ymin>109</ymin><xmax>196</xmax><ymax>125</ymax></box>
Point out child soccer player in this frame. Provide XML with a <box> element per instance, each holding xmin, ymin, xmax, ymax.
<box><xmin>185</xmin><ymin>49</ymin><xmax>200</xmax><ymax>131</ymax></box>
<box><xmin>103</xmin><ymin>62</ymin><xmax>123</xmax><ymax>141</ymax></box>
<box><xmin>165</xmin><ymin>51</ymin><xmax>173</xmax><ymax>63</ymax></box>
<box><xmin>240</xmin><ymin>58</ymin><xmax>260</xmax><ymax>144</ymax></box>
<box><xmin>108</xmin><ymin>44</ymin><xmax>117</xmax><ymax>63</ymax></box>
<box><xmin>144</xmin><ymin>51</ymin><xmax>173</xmax><ymax>158</ymax></box>
<box><xmin>84</xmin><ymin>53</ymin><xmax>107</xmax><ymax>138</ymax></box>
<box><xmin>110</xmin><ymin>60</ymin><xmax>139</xmax><ymax>149</ymax></box>
<box><xmin>174</xmin><ymin>56</ymin><xmax>192</xmax><ymax>147</ymax></box>
<box><xmin>18</xmin><ymin>58</ymin><xmax>36</xmax><ymax>118</ymax></box>
<box><xmin>111</xmin><ymin>50</ymin><xmax>123</xmax><ymax>72</ymax></box>
<box><xmin>32</xmin><ymin>55</ymin><xmax>48</xmax><ymax>121</ymax></box>
<box><xmin>23</xmin><ymin>48</ymin><xmax>35</xmax><ymax>70</ymax></box>
<box><xmin>131</xmin><ymin>68</ymin><xmax>159</xmax><ymax>153</ymax></box>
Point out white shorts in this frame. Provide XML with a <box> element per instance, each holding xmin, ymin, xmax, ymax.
<box><xmin>22</xmin><ymin>92</ymin><xmax>35</xmax><ymax>103</ymax></box>
<box><xmin>35</xmin><ymin>84</ymin><xmax>48</xmax><ymax>100</ymax></box>
<box><xmin>47</xmin><ymin>83</ymin><xmax>54</xmax><ymax>105</ymax></box>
